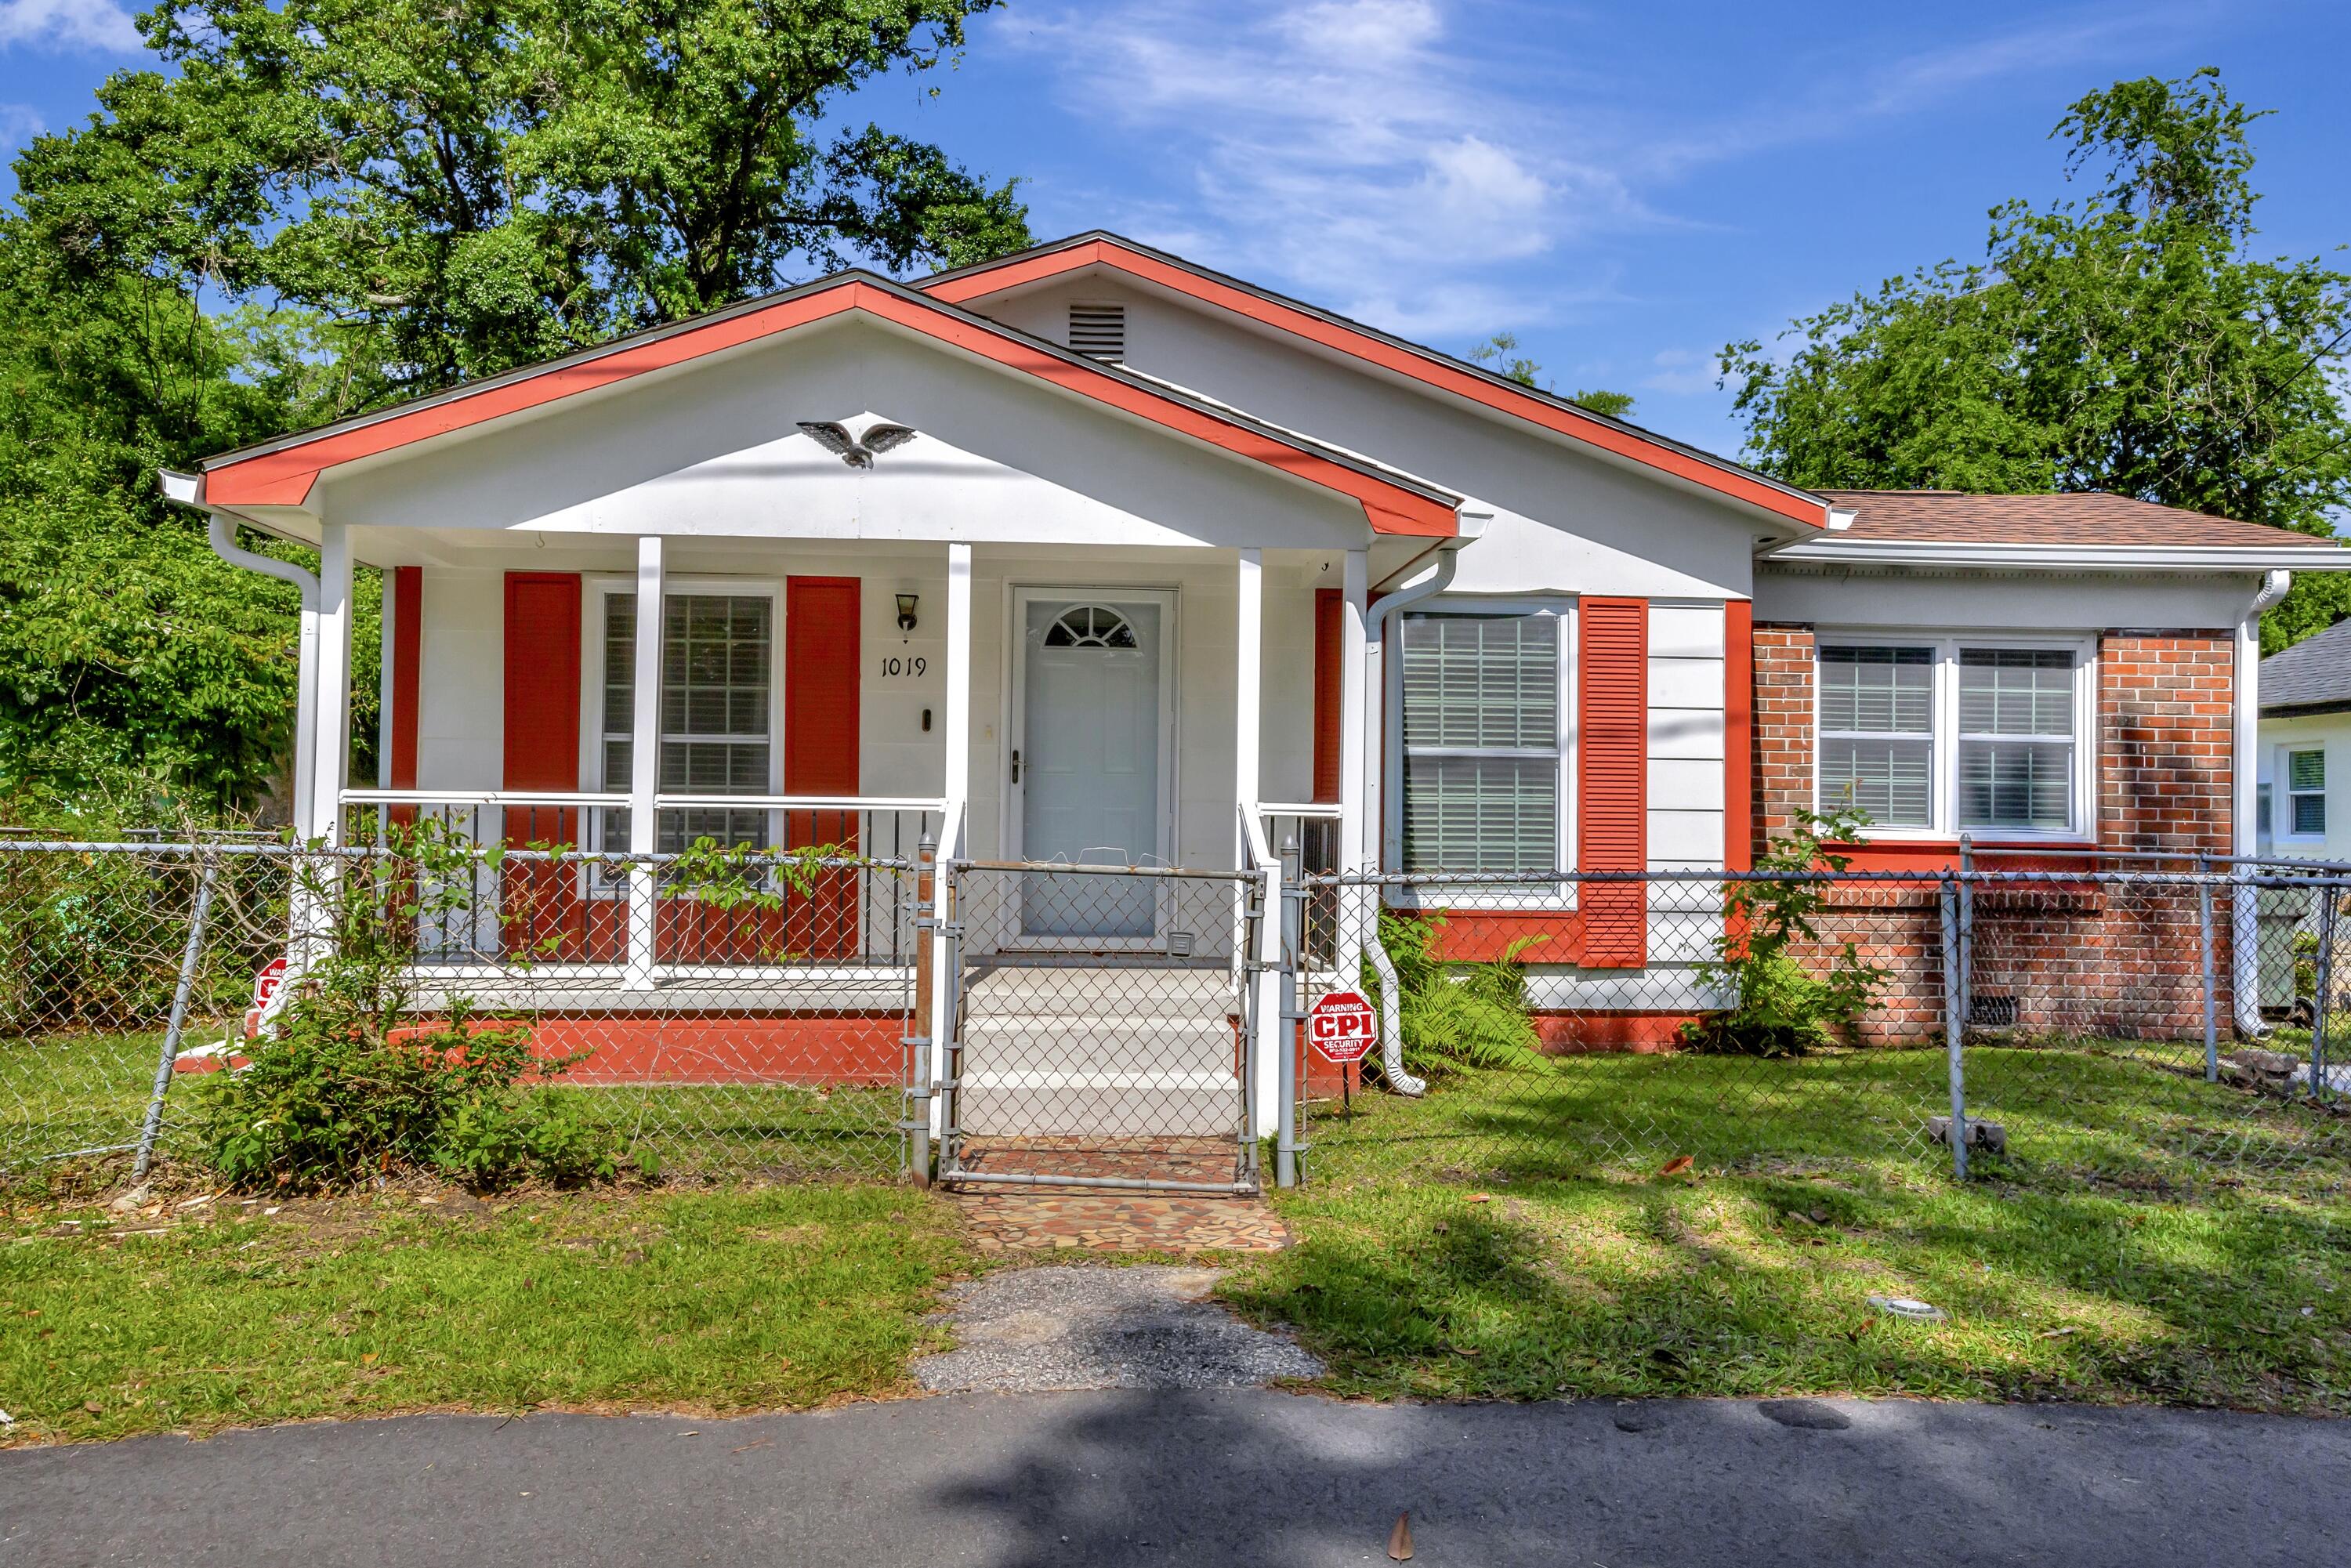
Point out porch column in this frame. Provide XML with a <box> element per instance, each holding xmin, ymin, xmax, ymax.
<box><xmin>627</xmin><ymin>535</ymin><xmax>664</xmax><ymax>987</ymax></box>
<box><xmin>929</xmin><ymin>541</ymin><xmax>973</xmax><ymax>1141</ymax></box>
<box><xmin>310</xmin><ymin>520</ymin><xmax>354</xmax><ymax>844</ymax></box>
<box><xmin>1236</xmin><ymin>549</ymin><xmax>1282</xmax><ymax>1138</ymax></box>
<box><xmin>1339</xmin><ymin>549</ymin><xmax>1370</xmax><ymax>875</ymax></box>
<box><xmin>1234</xmin><ymin>549</ymin><xmax>1262</xmax><ymax>864</ymax></box>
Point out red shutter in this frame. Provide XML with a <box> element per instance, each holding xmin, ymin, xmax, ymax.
<box><xmin>1723</xmin><ymin>599</ymin><xmax>1753</xmax><ymax>874</ymax></box>
<box><xmin>786</xmin><ymin>578</ymin><xmax>862</xmax><ymax>958</ymax></box>
<box><xmin>389</xmin><ymin>566</ymin><xmax>422</xmax><ymax>791</ymax></box>
<box><xmin>1578</xmin><ymin>597</ymin><xmax>1647</xmax><ymax>966</ymax></box>
<box><xmin>1313</xmin><ymin>588</ymin><xmax>1342</xmax><ymax>802</ymax></box>
<box><xmin>502</xmin><ymin>572</ymin><xmax>586</xmax><ymax>956</ymax></box>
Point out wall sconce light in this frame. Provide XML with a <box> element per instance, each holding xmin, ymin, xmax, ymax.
<box><xmin>895</xmin><ymin>592</ymin><xmax>920</xmax><ymax>632</ymax></box>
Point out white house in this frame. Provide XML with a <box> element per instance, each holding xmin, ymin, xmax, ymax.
<box><xmin>2259</xmin><ymin>617</ymin><xmax>2351</xmax><ymax>863</ymax></box>
<box><xmin>158</xmin><ymin>232</ymin><xmax>2351</xmax><ymax>1175</ymax></box>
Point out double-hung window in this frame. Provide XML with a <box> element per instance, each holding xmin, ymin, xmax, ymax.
<box><xmin>1396</xmin><ymin>606</ymin><xmax>1568</xmax><ymax>876</ymax></box>
<box><xmin>2284</xmin><ymin>748</ymin><xmax>2327</xmax><ymax>838</ymax></box>
<box><xmin>596</xmin><ymin>588</ymin><xmax>775</xmax><ymax>857</ymax></box>
<box><xmin>1815</xmin><ymin>635</ymin><xmax>2092</xmax><ymax>838</ymax></box>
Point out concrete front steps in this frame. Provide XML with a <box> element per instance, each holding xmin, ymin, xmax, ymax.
<box><xmin>957</xmin><ymin>965</ymin><xmax>1241</xmax><ymax>1139</ymax></box>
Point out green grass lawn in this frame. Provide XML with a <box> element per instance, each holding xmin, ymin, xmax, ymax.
<box><xmin>1223</xmin><ymin>1048</ymin><xmax>2351</xmax><ymax>1413</ymax></box>
<box><xmin>3</xmin><ymin>1030</ymin><xmax>907</xmax><ymax>1182</ymax></box>
<box><xmin>1</xmin><ymin>1183</ymin><xmax>973</xmax><ymax>1444</ymax></box>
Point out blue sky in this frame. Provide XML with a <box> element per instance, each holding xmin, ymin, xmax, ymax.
<box><xmin>5</xmin><ymin>0</ymin><xmax>2348</xmax><ymax>457</ymax></box>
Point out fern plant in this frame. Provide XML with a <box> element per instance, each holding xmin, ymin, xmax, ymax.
<box><xmin>1367</xmin><ymin>911</ymin><xmax>1556</xmax><ymax>1080</ymax></box>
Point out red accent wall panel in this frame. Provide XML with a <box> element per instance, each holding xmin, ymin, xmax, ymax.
<box><xmin>785</xmin><ymin>578</ymin><xmax>862</xmax><ymax>796</ymax></box>
<box><xmin>1312</xmin><ymin>588</ymin><xmax>1342</xmax><ymax>802</ymax></box>
<box><xmin>1723</xmin><ymin>598</ymin><xmax>1752</xmax><ymax>874</ymax></box>
<box><xmin>389</xmin><ymin>565</ymin><xmax>422</xmax><ymax>791</ymax></box>
<box><xmin>1578</xmin><ymin>597</ymin><xmax>1648</xmax><ymax>967</ymax></box>
<box><xmin>785</xmin><ymin>577</ymin><xmax>863</xmax><ymax>959</ymax></box>
<box><xmin>502</xmin><ymin>573</ymin><xmax>582</xmax><ymax>792</ymax></box>
<box><xmin>501</xmin><ymin>572</ymin><xmax>588</xmax><ymax>958</ymax></box>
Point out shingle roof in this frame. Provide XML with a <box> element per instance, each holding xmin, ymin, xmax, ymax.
<box><xmin>1818</xmin><ymin>490</ymin><xmax>2341</xmax><ymax>549</ymax></box>
<box><xmin>2262</xmin><ymin>617</ymin><xmax>2351</xmax><ymax>713</ymax></box>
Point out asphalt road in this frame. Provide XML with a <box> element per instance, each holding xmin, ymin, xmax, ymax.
<box><xmin>5</xmin><ymin>1392</ymin><xmax>2347</xmax><ymax>1566</ymax></box>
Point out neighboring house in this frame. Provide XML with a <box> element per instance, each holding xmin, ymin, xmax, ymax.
<box><xmin>2258</xmin><ymin>616</ymin><xmax>2351</xmax><ymax>862</ymax></box>
<box><xmin>158</xmin><ymin>231</ymin><xmax>2351</xmax><ymax>1108</ymax></box>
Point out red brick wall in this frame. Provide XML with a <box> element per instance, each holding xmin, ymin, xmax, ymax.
<box><xmin>1742</xmin><ymin>624</ymin><xmax>2235</xmax><ymax>1045</ymax></box>
<box><xmin>2097</xmin><ymin>633</ymin><xmax>2235</xmax><ymax>855</ymax></box>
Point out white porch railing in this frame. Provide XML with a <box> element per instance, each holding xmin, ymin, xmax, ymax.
<box><xmin>337</xmin><ymin>789</ymin><xmax>945</xmax><ymax>975</ymax></box>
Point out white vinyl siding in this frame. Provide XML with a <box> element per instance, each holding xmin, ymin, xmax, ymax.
<box><xmin>1816</xmin><ymin>633</ymin><xmax>2094</xmax><ymax>839</ymax></box>
<box><xmin>1399</xmin><ymin>608</ymin><xmax>1567</xmax><ymax>873</ymax></box>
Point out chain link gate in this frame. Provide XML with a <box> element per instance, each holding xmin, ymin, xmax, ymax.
<box><xmin>932</xmin><ymin>860</ymin><xmax>1265</xmax><ymax>1194</ymax></box>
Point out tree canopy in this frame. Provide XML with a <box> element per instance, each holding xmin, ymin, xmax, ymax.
<box><xmin>1</xmin><ymin>1</ymin><xmax>1030</xmax><ymax>821</ymax></box>
<box><xmin>1720</xmin><ymin>68</ymin><xmax>2351</xmax><ymax>651</ymax></box>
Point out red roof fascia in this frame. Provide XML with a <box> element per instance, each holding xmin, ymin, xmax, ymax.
<box><xmin>926</xmin><ymin>239</ymin><xmax>1824</xmax><ymax>530</ymax></box>
<box><xmin>201</xmin><ymin>281</ymin><xmax>1456</xmax><ymax>537</ymax></box>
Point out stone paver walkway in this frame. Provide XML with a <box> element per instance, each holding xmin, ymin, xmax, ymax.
<box><xmin>950</xmin><ymin>1190</ymin><xmax>1291</xmax><ymax>1253</ymax></box>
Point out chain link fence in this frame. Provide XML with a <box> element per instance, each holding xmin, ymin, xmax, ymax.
<box><xmin>935</xmin><ymin>862</ymin><xmax>1262</xmax><ymax>1195</ymax></box>
<box><xmin>13</xmin><ymin>835</ymin><xmax>2351</xmax><ymax>1200</ymax></box>
<box><xmin>2</xmin><ymin>834</ymin><xmax>925</xmax><ymax>1186</ymax></box>
<box><xmin>1279</xmin><ymin>864</ymin><xmax>2351</xmax><ymax>1199</ymax></box>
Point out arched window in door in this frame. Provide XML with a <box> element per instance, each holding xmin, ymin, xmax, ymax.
<box><xmin>1041</xmin><ymin>605</ymin><xmax>1139</xmax><ymax>650</ymax></box>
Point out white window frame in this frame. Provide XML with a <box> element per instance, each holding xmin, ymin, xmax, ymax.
<box><xmin>2280</xmin><ymin>744</ymin><xmax>2327</xmax><ymax>842</ymax></box>
<box><xmin>1812</xmin><ymin>630</ymin><xmax>2098</xmax><ymax>842</ymax></box>
<box><xmin>1382</xmin><ymin>595</ymin><xmax>1578</xmax><ymax>907</ymax></box>
<box><xmin>578</xmin><ymin>574</ymin><xmax>786</xmax><ymax>893</ymax></box>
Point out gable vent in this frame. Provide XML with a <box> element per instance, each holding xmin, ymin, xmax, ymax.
<box><xmin>1067</xmin><ymin>302</ymin><xmax>1126</xmax><ymax>361</ymax></box>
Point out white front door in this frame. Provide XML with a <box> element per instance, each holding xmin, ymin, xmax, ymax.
<box><xmin>1011</xmin><ymin>589</ymin><xmax>1176</xmax><ymax>940</ymax></box>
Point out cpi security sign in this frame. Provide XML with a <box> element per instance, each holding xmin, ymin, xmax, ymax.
<box><xmin>1307</xmin><ymin>990</ymin><xmax>1377</xmax><ymax>1064</ymax></box>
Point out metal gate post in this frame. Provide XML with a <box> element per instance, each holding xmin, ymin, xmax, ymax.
<box><xmin>2198</xmin><ymin>854</ymin><xmax>2218</xmax><ymax>1082</ymax></box>
<box><xmin>1276</xmin><ymin>834</ymin><xmax>1303</xmax><ymax>1189</ymax></box>
<box><xmin>900</xmin><ymin>831</ymin><xmax>936</xmax><ymax>1185</ymax></box>
<box><xmin>1235</xmin><ymin>868</ymin><xmax>1262</xmax><ymax>1189</ymax></box>
<box><xmin>133</xmin><ymin>858</ymin><xmax>221</xmax><ymax>1183</ymax></box>
<box><xmin>2314</xmin><ymin>885</ymin><xmax>2338</xmax><ymax>1102</ymax></box>
<box><xmin>1940</xmin><ymin>877</ymin><xmax>1969</xmax><ymax>1180</ymax></box>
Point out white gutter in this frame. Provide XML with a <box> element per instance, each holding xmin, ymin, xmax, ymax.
<box><xmin>2233</xmin><ymin>569</ymin><xmax>2294</xmax><ymax>1035</ymax></box>
<box><xmin>1354</xmin><ymin>509</ymin><xmax>1491</xmax><ymax>1096</ymax></box>
<box><xmin>1769</xmin><ymin>539</ymin><xmax>2351</xmax><ymax>572</ymax></box>
<box><xmin>159</xmin><ymin>469</ymin><xmax>323</xmax><ymax>836</ymax></box>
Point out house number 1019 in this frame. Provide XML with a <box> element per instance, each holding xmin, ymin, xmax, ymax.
<box><xmin>878</xmin><ymin>655</ymin><xmax>927</xmax><ymax>679</ymax></box>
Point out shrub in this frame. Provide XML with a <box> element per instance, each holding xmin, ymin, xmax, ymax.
<box><xmin>192</xmin><ymin>818</ymin><xmax>623</xmax><ymax>1190</ymax></box>
<box><xmin>1370</xmin><ymin>911</ymin><xmax>1553</xmax><ymax>1080</ymax></box>
<box><xmin>1682</xmin><ymin>806</ymin><xmax>1888</xmax><ymax>1057</ymax></box>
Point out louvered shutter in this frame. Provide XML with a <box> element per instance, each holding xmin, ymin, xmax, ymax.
<box><xmin>1578</xmin><ymin>598</ymin><xmax>1646</xmax><ymax>966</ymax></box>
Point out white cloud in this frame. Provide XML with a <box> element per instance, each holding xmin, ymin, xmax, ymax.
<box><xmin>1009</xmin><ymin>0</ymin><xmax>1646</xmax><ymax>337</ymax></box>
<box><xmin>0</xmin><ymin>101</ymin><xmax>40</xmax><ymax>148</ymax></box>
<box><xmin>0</xmin><ymin>0</ymin><xmax>142</xmax><ymax>53</ymax></box>
<box><xmin>1005</xmin><ymin>1</ymin><xmax>2212</xmax><ymax>360</ymax></box>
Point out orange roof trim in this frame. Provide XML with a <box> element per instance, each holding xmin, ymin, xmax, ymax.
<box><xmin>925</xmin><ymin>237</ymin><xmax>1826</xmax><ymax>530</ymax></box>
<box><xmin>200</xmin><ymin>279</ymin><xmax>1459</xmax><ymax>537</ymax></box>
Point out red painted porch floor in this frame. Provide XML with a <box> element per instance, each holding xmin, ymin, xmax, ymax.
<box><xmin>944</xmin><ymin>1137</ymin><xmax>1291</xmax><ymax>1255</ymax></box>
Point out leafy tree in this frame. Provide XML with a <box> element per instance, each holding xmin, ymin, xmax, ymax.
<box><xmin>17</xmin><ymin>0</ymin><xmax>1032</xmax><ymax>392</ymax></box>
<box><xmin>1720</xmin><ymin>69</ymin><xmax>2351</xmax><ymax>651</ymax></box>
<box><xmin>1468</xmin><ymin>331</ymin><xmax>1635</xmax><ymax>418</ymax></box>
<box><xmin>2</xmin><ymin>0</ymin><xmax>1027</xmax><ymax>817</ymax></box>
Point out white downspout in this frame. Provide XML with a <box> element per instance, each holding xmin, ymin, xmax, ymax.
<box><xmin>161</xmin><ymin>471</ymin><xmax>322</xmax><ymax>834</ymax></box>
<box><xmin>2233</xmin><ymin>568</ymin><xmax>2292</xmax><ymax>1035</ymax></box>
<box><xmin>1357</xmin><ymin>514</ymin><xmax>1488</xmax><ymax>1095</ymax></box>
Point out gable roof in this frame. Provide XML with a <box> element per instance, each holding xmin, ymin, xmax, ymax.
<box><xmin>1819</xmin><ymin>490</ymin><xmax>2343</xmax><ymax>550</ymax></box>
<box><xmin>2263</xmin><ymin>617</ymin><xmax>2351</xmax><ymax>714</ymax></box>
<box><xmin>920</xmin><ymin>232</ymin><xmax>1828</xmax><ymax>531</ymax></box>
<box><xmin>194</xmin><ymin>271</ymin><xmax>1462</xmax><ymax>537</ymax></box>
